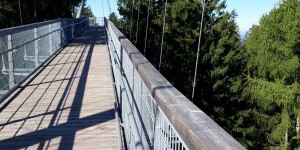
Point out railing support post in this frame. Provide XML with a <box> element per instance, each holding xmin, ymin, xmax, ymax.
<box><xmin>7</xmin><ymin>35</ymin><xmax>14</xmax><ymax>89</ymax></box>
<box><xmin>72</xmin><ymin>21</ymin><xmax>74</xmax><ymax>39</ymax></box>
<box><xmin>61</xmin><ymin>25</ymin><xmax>65</xmax><ymax>45</ymax></box>
<box><xmin>34</xmin><ymin>28</ymin><xmax>39</xmax><ymax>67</ymax></box>
<box><xmin>49</xmin><ymin>24</ymin><xmax>53</xmax><ymax>54</ymax></box>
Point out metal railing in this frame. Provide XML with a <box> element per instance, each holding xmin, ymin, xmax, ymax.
<box><xmin>0</xmin><ymin>17</ymin><xmax>89</xmax><ymax>101</ymax></box>
<box><xmin>104</xmin><ymin>17</ymin><xmax>246</xmax><ymax>150</ymax></box>
<box><xmin>0</xmin><ymin>16</ymin><xmax>246</xmax><ymax>149</ymax></box>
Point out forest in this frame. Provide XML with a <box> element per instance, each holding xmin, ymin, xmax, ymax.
<box><xmin>111</xmin><ymin>0</ymin><xmax>300</xmax><ymax>149</ymax></box>
<box><xmin>0</xmin><ymin>0</ymin><xmax>93</xmax><ymax>29</ymax></box>
<box><xmin>0</xmin><ymin>0</ymin><xmax>299</xmax><ymax>149</ymax></box>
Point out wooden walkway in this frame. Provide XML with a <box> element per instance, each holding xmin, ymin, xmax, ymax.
<box><xmin>0</xmin><ymin>26</ymin><xmax>118</xmax><ymax>149</ymax></box>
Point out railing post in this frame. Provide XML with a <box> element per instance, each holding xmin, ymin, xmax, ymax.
<box><xmin>82</xmin><ymin>19</ymin><xmax>84</xmax><ymax>31</ymax></box>
<box><xmin>80</xmin><ymin>19</ymin><xmax>83</xmax><ymax>32</ymax></box>
<box><xmin>34</xmin><ymin>28</ymin><xmax>39</xmax><ymax>67</ymax></box>
<box><xmin>93</xmin><ymin>18</ymin><xmax>96</xmax><ymax>26</ymax></box>
<box><xmin>71</xmin><ymin>21</ymin><xmax>74</xmax><ymax>39</ymax></box>
<box><xmin>49</xmin><ymin>24</ymin><xmax>53</xmax><ymax>54</ymax></box>
<box><xmin>61</xmin><ymin>25</ymin><xmax>65</xmax><ymax>45</ymax></box>
<box><xmin>7</xmin><ymin>35</ymin><xmax>14</xmax><ymax>89</ymax></box>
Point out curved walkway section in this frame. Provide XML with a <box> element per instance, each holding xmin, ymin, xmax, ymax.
<box><xmin>0</xmin><ymin>26</ymin><xmax>118</xmax><ymax>149</ymax></box>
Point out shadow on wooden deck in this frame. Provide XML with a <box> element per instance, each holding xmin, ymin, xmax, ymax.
<box><xmin>0</xmin><ymin>26</ymin><xmax>115</xmax><ymax>149</ymax></box>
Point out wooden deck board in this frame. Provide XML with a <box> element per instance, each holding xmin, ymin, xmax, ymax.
<box><xmin>0</xmin><ymin>26</ymin><xmax>118</xmax><ymax>149</ymax></box>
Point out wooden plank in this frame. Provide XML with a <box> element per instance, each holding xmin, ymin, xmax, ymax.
<box><xmin>0</xmin><ymin>26</ymin><xmax>118</xmax><ymax>150</ymax></box>
<box><xmin>108</xmin><ymin>20</ymin><xmax>246</xmax><ymax>150</ymax></box>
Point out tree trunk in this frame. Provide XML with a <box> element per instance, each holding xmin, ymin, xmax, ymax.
<box><xmin>34</xmin><ymin>0</ymin><xmax>37</xmax><ymax>22</ymax></box>
<box><xmin>285</xmin><ymin>130</ymin><xmax>288</xmax><ymax>146</ymax></box>
<box><xmin>18</xmin><ymin>0</ymin><xmax>23</xmax><ymax>24</ymax></box>
<box><xmin>297</xmin><ymin>115</ymin><xmax>300</xmax><ymax>135</ymax></box>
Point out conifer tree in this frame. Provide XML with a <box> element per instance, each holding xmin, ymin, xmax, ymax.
<box><xmin>117</xmin><ymin>0</ymin><xmax>250</xmax><ymax>147</ymax></box>
<box><xmin>244</xmin><ymin>0</ymin><xmax>300</xmax><ymax>148</ymax></box>
<box><xmin>0</xmin><ymin>0</ymin><xmax>83</xmax><ymax>29</ymax></box>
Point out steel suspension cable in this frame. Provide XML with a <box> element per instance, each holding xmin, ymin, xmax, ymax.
<box><xmin>143</xmin><ymin>0</ymin><xmax>151</xmax><ymax>56</ymax></box>
<box><xmin>129</xmin><ymin>0</ymin><xmax>135</xmax><ymax>39</ymax></box>
<box><xmin>192</xmin><ymin>0</ymin><xmax>206</xmax><ymax>102</ymax></box>
<box><xmin>107</xmin><ymin>0</ymin><xmax>111</xmax><ymax>14</ymax></box>
<box><xmin>18</xmin><ymin>0</ymin><xmax>23</xmax><ymax>24</ymax></box>
<box><xmin>135</xmin><ymin>1</ymin><xmax>141</xmax><ymax>45</ymax></box>
<box><xmin>158</xmin><ymin>0</ymin><xmax>168</xmax><ymax>72</ymax></box>
<box><xmin>102</xmin><ymin>0</ymin><xmax>105</xmax><ymax>17</ymax></box>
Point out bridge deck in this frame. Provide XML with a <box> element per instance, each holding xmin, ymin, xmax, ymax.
<box><xmin>0</xmin><ymin>26</ymin><xmax>118</xmax><ymax>149</ymax></box>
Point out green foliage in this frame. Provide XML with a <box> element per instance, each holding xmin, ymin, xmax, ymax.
<box><xmin>0</xmin><ymin>0</ymin><xmax>93</xmax><ymax>29</ymax></box>
<box><xmin>109</xmin><ymin>12</ymin><xmax>121</xmax><ymax>26</ymax></box>
<box><xmin>245</xmin><ymin>78</ymin><xmax>299</xmax><ymax>111</ymax></box>
<box><xmin>83</xmin><ymin>6</ymin><xmax>94</xmax><ymax>17</ymax></box>
<box><xmin>116</xmin><ymin>0</ymin><xmax>252</xmax><ymax>148</ymax></box>
<box><xmin>109</xmin><ymin>12</ymin><xmax>126</xmax><ymax>32</ymax></box>
<box><xmin>0</xmin><ymin>0</ymin><xmax>21</xmax><ymax>27</ymax></box>
<box><xmin>244</xmin><ymin>0</ymin><xmax>300</xmax><ymax>148</ymax></box>
<box><xmin>109</xmin><ymin>12</ymin><xmax>118</xmax><ymax>24</ymax></box>
<box><xmin>73</xmin><ymin>0</ymin><xmax>94</xmax><ymax>17</ymax></box>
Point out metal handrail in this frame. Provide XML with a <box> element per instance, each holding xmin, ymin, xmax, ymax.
<box><xmin>0</xmin><ymin>16</ymin><xmax>246</xmax><ymax>149</ymax></box>
<box><xmin>102</xmin><ymin>17</ymin><xmax>124</xmax><ymax>150</ymax></box>
<box><xmin>104</xmin><ymin>17</ymin><xmax>246</xmax><ymax>150</ymax></box>
<box><xmin>0</xmin><ymin>23</ymin><xmax>62</xmax><ymax>45</ymax></box>
<box><xmin>0</xmin><ymin>17</ymin><xmax>89</xmax><ymax>101</ymax></box>
<box><xmin>0</xmin><ymin>19</ymin><xmax>88</xmax><ymax>56</ymax></box>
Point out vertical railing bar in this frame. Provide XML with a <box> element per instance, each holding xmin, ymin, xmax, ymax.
<box><xmin>49</xmin><ymin>24</ymin><xmax>53</xmax><ymax>55</ymax></box>
<box><xmin>0</xmin><ymin>18</ymin><xmax>89</xmax><ymax>102</ymax></box>
<box><xmin>106</xmin><ymin>18</ymin><xmax>124</xmax><ymax>150</ymax></box>
<box><xmin>106</xmin><ymin>18</ymin><xmax>144</xmax><ymax>150</ymax></box>
<box><xmin>106</xmin><ymin>19</ymin><xmax>191</xmax><ymax>150</ymax></box>
<box><xmin>7</xmin><ymin>34</ymin><xmax>14</xmax><ymax>89</ymax></box>
<box><xmin>34</xmin><ymin>28</ymin><xmax>39</xmax><ymax>67</ymax></box>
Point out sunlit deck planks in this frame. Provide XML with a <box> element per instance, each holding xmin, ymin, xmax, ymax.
<box><xmin>0</xmin><ymin>26</ymin><xmax>118</xmax><ymax>149</ymax></box>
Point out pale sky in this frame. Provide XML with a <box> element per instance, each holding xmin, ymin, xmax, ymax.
<box><xmin>87</xmin><ymin>0</ymin><xmax>281</xmax><ymax>37</ymax></box>
<box><xmin>226</xmin><ymin>0</ymin><xmax>281</xmax><ymax>37</ymax></box>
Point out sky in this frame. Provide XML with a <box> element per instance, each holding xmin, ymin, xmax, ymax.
<box><xmin>226</xmin><ymin>0</ymin><xmax>281</xmax><ymax>37</ymax></box>
<box><xmin>86</xmin><ymin>0</ymin><xmax>119</xmax><ymax>18</ymax></box>
<box><xmin>87</xmin><ymin>0</ymin><xmax>281</xmax><ymax>37</ymax></box>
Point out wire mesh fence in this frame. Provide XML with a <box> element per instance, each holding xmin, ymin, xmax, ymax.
<box><xmin>105</xmin><ymin>18</ymin><xmax>188</xmax><ymax>150</ymax></box>
<box><xmin>0</xmin><ymin>17</ymin><xmax>89</xmax><ymax>100</ymax></box>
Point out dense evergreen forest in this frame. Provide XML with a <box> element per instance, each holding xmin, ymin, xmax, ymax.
<box><xmin>0</xmin><ymin>0</ymin><xmax>93</xmax><ymax>29</ymax></box>
<box><xmin>111</xmin><ymin>0</ymin><xmax>300</xmax><ymax>149</ymax></box>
